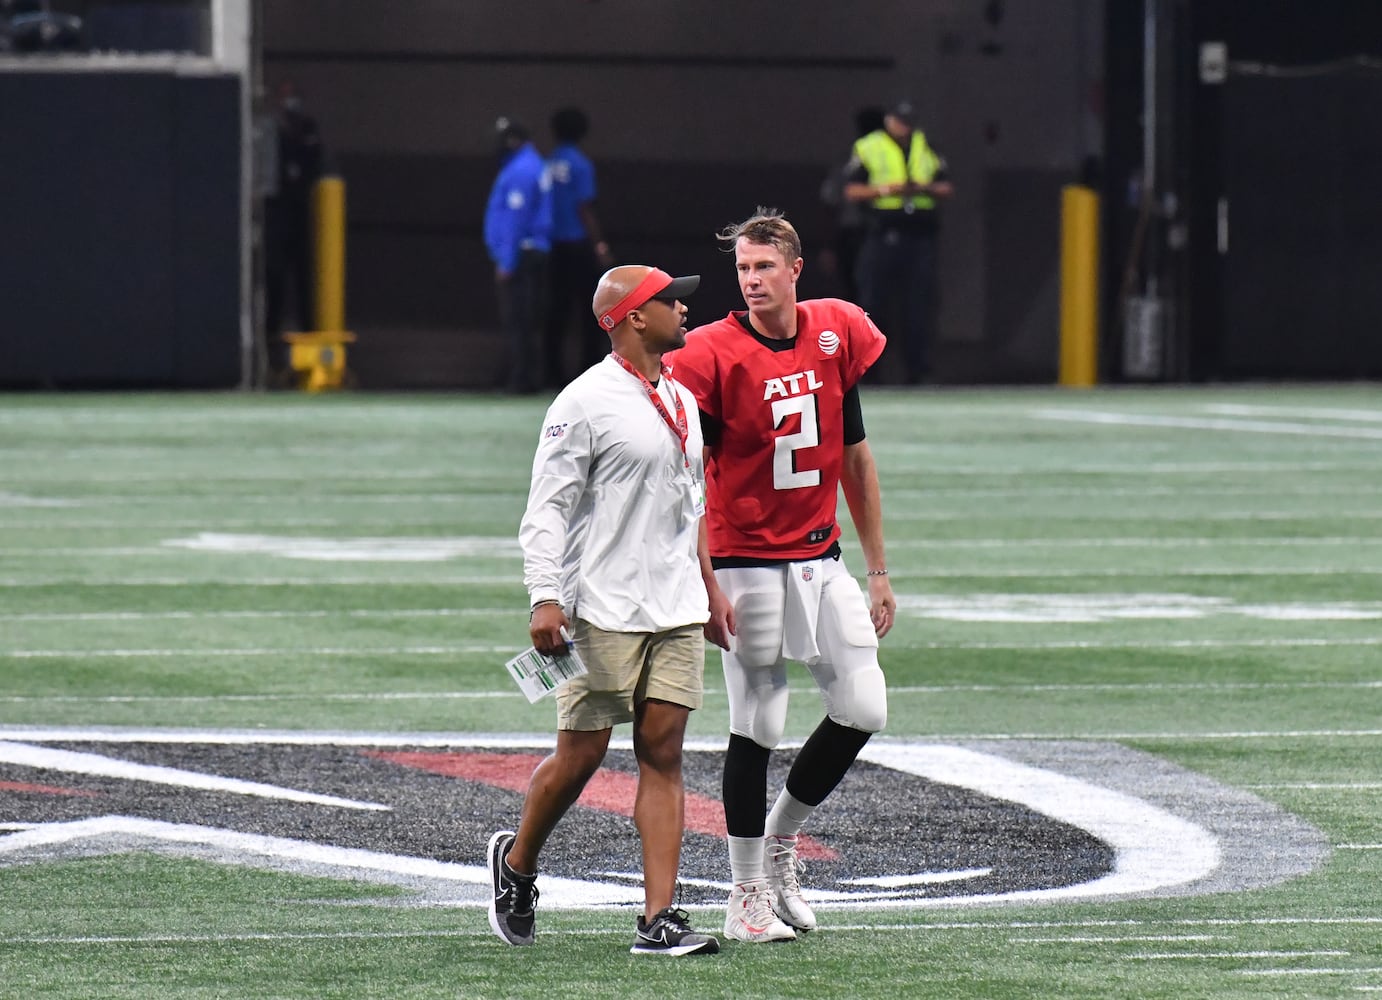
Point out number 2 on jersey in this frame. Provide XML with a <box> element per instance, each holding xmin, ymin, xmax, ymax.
<box><xmin>771</xmin><ymin>395</ymin><xmax>822</xmax><ymax>490</ymax></box>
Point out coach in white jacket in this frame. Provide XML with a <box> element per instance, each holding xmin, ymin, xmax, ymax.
<box><xmin>486</xmin><ymin>264</ymin><xmax>721</xmax><ymax>957</ymax></box>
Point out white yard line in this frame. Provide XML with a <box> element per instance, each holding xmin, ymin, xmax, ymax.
<box><xmin>1012</xmin><ymin>935</ymin><xmax>1220</xmax><ymax>943</ymax></box>
<box><xmin>1237</xmin><ymin>968</ymin><xmax>1382</xmax><ymax>978</ymax></box>
<box><xmin>5</xmin><ymin>636</ymin><xmax>1382</xmax><ymax>660</ymax></box>
<box><xmin>906</xmin><ymin>637</ymin><xmax>1382</xmax><ymax>651</ymax></box>
<box><xmin>886</xmin><ymin>681</ymin><xmax>1382</xmax><ymax>694</ymax></box>
<box><xmin>0</xmin><ymin>518</ymin><xmax>440</xmax><ymax>529</ymax></box>
<box><xmin>0</xmin><ymin>575</ymin><xmax>527</xmax><ymax>586</ymax></box>
<box><xmin>882</xmin><ymin>483</ymin><xmax>1382</xmax><ymax>498</ymax></box>
<box><xmin>5</xmin><ymin>676</ymin><xmax>1376</xmax><ymax>707</ymax></box>
<box><xmin>0</xmin><ymin>470</ymin><xmax>496</xmax><ymax>483</ymax></box>
<box><xmin>7</xmin><ymin>485</ymin><xmax>1382</xmax><ymax>509</ymax></box>
<box><xmin>10</xmin><ymin>565</ymin><xmax>1382</xmax><ymax>586</ymax></box>
<box><xmin>1203</xmin><ymin>404</ymin><xmax>1382</xmax><ymax>423</ymax></box>
<box><xmin>1031</xmin><ymin>408</ymin><xmax>1382</xmax><ymax>440</ymax></box>
<box><xmin>1</xmin><ymin>726</ymin><xmax>1376</xmax><ymax>745</ymax></box>
<box><xmin>887</xmin><ymin>566</ymin><xmax>1382</xmax><ymax>578</ymax></box>
<box><xmin>8</xmin><ymin>921</ymin><xmax>1372</xmax><ymax>948</ymax></box>
<box><xmin>0</xmin><ymin>645</ymin><xmax>520</xmax><ymax>659</ymax></box>
<box><xmin>0</xmin><ymin>493</ymin><xmax>514</xmax><ymax>505</ymax></box>
<box><xmin>8</xmin><ymin>508</ymin><xmax>1382</xmax><ymax>530</ymax></box>
<box><xmin>8</xmin><ymin>537</ymin><xmax>1382</xmax><ymax>557</ymax></box>
<box><xmin>3</xmin><ymin>679</ymin><xmax>1376</xmax><ymax>705</ymax></box>
<box><xmin>1242</xmin><ymin>783</ymin><xmax>1382</xmax><ymax>791</ymax></box>
<box><xmin>1130</xmin><ymin>950</ymin><xmax>1350</xmax><ymax>960</ymax></box>
<box><xmin>0</xmin><ymin>691</ymin><xmax>521</xmax><ymax>704</ymax></box>
<box><xmin>0</xmin><ymin>930</ymin><xmax>494</xmax><ymax>945</ymax></box>
<box><xmin>891</xmin><ymin>511</ymin><xmax>1382</xmax><ymax>522</ymax></box>
<box><xmin>9</xmin><ymin>506</ymin><xmax>1382</xmax><ymax>529</ymax></box>
<box><xmin>885</xmin><ymin>537</ymin><xmax>1382</xmax><ymax>549</ymax></box>
<box><xmin>0</xmin><ymin>608</ymin><xmax>501</xmax><ymax>623</ymax></box>
<box><xmin>7</xmin><ymin>460</ymin><xmax>1382</xmax><ymax>484</ymax></box>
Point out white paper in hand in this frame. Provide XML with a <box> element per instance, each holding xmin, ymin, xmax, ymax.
<box><xmin>504</xmin><ymin>629</ymin><xmax>588</xmax><ymax>703</ymax></box>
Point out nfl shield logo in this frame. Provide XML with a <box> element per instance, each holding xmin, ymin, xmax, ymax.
<box><xmin>801</xmin><ymin>566</ymin><xmax>814</xmax><ymax>582</ymax></box>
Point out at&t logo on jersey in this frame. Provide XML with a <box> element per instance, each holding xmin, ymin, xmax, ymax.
<box><xmin>763</xmin><ymin>369</ymin><xmax>824</xmax><ymax>400</ymax></box>
<box><xmin>818</xmin><ymin>330</ymin><xmax>841</xmax><ymax>355</ymax></box>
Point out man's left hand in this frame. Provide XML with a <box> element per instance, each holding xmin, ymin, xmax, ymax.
<box><xmin>868</xmin><ymin>574</ymin><xmax>896</xmax><ymax>639</ymax></box>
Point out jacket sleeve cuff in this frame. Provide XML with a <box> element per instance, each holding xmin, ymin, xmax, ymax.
<box><xmin>528</xmin><ymin>589</ymin><xmax>562</xmax><ymax>608</ymax></box>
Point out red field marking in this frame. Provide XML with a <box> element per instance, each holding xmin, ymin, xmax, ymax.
<box><xmin>364</xmin><ymin>750</ymin><xmax>839</xmax><ymax>861</ymax></box>
<box><xmin>0</xmin><ymin>780</ymin><xmax>100</xmax><ymax>797</ymax></box>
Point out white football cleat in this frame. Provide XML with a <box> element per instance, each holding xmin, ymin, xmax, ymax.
<box><xmin>765</xmin><ymin>834</ymin><xmax>817</xmax><ymax>932</ymax></box>
<box><xmin>723</xmin><ymin>879</ymin><xmax>797</xmax><ymax>943</ymax></box>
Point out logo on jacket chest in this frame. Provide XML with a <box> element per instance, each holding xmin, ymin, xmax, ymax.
<box><xmin>762</xmin><ymin>369</ymin><xmax>824</xmax><ymax>401</ymax></box>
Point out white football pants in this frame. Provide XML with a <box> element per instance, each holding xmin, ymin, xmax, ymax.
<box><xmin>716</xmin><ymin>558</ymin><xmax>887</xmax><ymax>749</ymax></box>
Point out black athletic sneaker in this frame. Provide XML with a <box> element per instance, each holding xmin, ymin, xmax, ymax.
<box><xmin>630</xmin><ymin>906</ymin><xmax>721</xmax><ymax>956</ymax></box>
<box><xmin>487</xmin><ymin>830</ymin><xmax>538</xmax><ymax>946</ymax></box>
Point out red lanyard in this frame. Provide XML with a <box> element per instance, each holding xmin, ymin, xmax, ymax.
<box><xmin>610</xmin><ymin>352</ymin><xmax>689</xmax><ymax>462</ymax></box>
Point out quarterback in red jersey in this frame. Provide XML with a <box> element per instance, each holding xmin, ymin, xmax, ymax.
<box><xmin>666</xmin><ymin>207</ymin><xmax>896</xmax><ymax>943</ymax></box>
<box><xmin>671</xmin><ymin>297</ymin><xmax>882</xmax><ymax>561</ymax></box>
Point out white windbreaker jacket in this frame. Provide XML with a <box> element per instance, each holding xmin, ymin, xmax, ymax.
<box><xmin>520</xmin><ymin>355</ymin><xmax>710</xmax><ymax>633</ymax></box>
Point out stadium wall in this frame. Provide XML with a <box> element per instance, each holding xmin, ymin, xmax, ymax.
<box><xmin>263</xmin><ymin>0</ymin><xmax>1103</xmax><ymax>388</ymax></box>
<box><xmin>0</xmin><ymin>70</ymin><xmax>242</xmax><ymax>388</ymax></box>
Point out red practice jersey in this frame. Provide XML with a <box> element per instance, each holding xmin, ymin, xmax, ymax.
<box><xmin>667</xmin><ymin>298</ymin><xmax>885</xmax><ymax>560</ymax></box>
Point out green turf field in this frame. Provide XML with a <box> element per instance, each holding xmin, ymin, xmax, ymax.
<box><xmin>0</xmin><ymin>385</ymin><xmax>1378</xmax><ymax>998</ymax></box>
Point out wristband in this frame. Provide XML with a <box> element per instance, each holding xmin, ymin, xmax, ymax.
<box><xmin>866</xmin><ymin>569</ymin><xmax>889</xmax><ymax>577</ymax></box>
<box><xmin>529</xmin><ymin>599</ymin><xmax>561</xmax><ymax>622</ymax></box>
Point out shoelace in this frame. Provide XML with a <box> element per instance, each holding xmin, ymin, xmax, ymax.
<box><xmin>652</xmin><ymin>906</ymin><xmax>692</xmax><ymax>933</ymax></box>
<box><xmin>506</xmin><ymin>874</ymin><xmax>539</xmax><ymax>915</ymax></box>
<box><xmin>767</xmin><ymin>839</ymin><xmax>805</xmax><ymax>894</ymax></box>
<box><xmin>741</xmin><ymin>882</ymin><xmax>781</xmax><ymax>927</ymax></box>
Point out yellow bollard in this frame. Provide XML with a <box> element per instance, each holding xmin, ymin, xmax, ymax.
<box><xmin>284</xmin><ymin>175</ymin><xmax>354</xmax><ymax>391</ymax></box>
<box><xmin>1058</xmin><ymin>184</ymin><xmax>1100</xmax><ymax>387</ymax></box>
<box><xmin>284</xmin><ymin>330</ymin><xmax>357</xmax><ymax>392</ymax></box>
<box><xmin>313</xmin><ymin>176</ymin><xmax>346</xmax><ymax>334</ymax></box>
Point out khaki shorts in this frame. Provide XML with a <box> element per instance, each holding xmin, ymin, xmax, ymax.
<box><xmin>556</xmin><ymin>619</ymin><xmax>706</xmax><ymax>731</ymax></box>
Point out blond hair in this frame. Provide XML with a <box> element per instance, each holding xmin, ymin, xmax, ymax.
<box><xmin>716</xmin><ymin>206</ymin><xmax>802</xmax><ymax>262</ymax></box>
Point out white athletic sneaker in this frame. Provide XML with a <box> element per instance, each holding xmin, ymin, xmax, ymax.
<box><xmin>765</xmin><ymin>834</ymin><xmax>817</xmax><ymax>932</ymax></box>
<box><xmin>723</xmin><ymin>879</ymin><xmax>797</xmax><ymax>943</ymax></box>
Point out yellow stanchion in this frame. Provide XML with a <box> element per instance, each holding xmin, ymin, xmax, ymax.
<box><xmin>284</xmin><ymin>175</ymin><xmax>354</xmax><ymax>392</ymax></box>
<box><xmin>1058</xmin><ymin>184</ymin><xmax>1100</xmax><ymax>387</ymax></box>
<box><xmin>284</xmin><ymin>329</ymin><xmax>356</xmax><ymax>392</ymax></box>
<box><xmin>313</xmin><ymin>176</ymin><xmax>346</xmax><ymax>334</ymax></box>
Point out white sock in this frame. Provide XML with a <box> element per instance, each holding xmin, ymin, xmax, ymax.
<box><xmin>727</xmin><ymin>835</ymin><xmax>766</xmax><ymax>884</ymax></box>
<box><xmin>765</xmin><ymin>789</ymin><xmax>815</xmax><ymax>839</ymax></box>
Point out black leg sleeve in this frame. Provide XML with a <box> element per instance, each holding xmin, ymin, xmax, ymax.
<box><xmin>722</xmin><ymin>733</ymin><xmax>772</xmax><ymax>838</ymax></box>
<box><xmin>784</xmin><ymin>718</ymin><xmax>873</xmax><ymax>807</ymax></box>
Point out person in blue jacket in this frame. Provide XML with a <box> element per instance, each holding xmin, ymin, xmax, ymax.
<box><xmin>485</xmin><ymin>116</ymin><xmax>553</xmax><ymax>394</ymax></box>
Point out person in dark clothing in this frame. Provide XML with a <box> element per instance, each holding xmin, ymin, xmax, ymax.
<box><xmin>543</xmin><ymin>108</ymin><xmax>616</xmax><ymax>388</ymax></box>
<box><xmin>844</xmin><ymin>100</ymin><xmax>953</xmax><ymax>384</ymax></box>
<box><xmin>264</xmin><ymin>82</ymin><xmax>324</xmax><ymax>375</ymax></box>
<box><xmin>819</xmin><ymin>106</ymin><xmax>884</xmax><ymax>304</ymax></box>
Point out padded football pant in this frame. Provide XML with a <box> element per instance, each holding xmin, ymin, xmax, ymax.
<box><xmin>717</xmin><ymin>559</ymin><xmax>887</xmax><ymax>838</ymax></box>
<box><xmin>717</xmin><ymin>559</ymin><xmax>887</xmax><ymax>749</ymax></box>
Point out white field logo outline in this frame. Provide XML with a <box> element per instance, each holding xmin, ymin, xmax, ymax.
<box><xmin>0</xmin><ymin>731</ymin><xmax>1324</xmax><ymax>911</ymax></box>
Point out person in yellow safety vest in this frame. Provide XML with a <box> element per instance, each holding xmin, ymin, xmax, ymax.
<box><xmin>844</xmin><ymin>99</ymin><xmax>953</xmax><ymax>384</ymax></box>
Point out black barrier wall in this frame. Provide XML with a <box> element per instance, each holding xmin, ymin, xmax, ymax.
<box><xmin>0</xmin><ymin>71</ymin><xmax>241</xmax><ymax>388</ymax></box>
<box><xmin>1219</xmin><ymin>75</ymin><xmax>1382</xmax><ymax>379</ymax></box>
